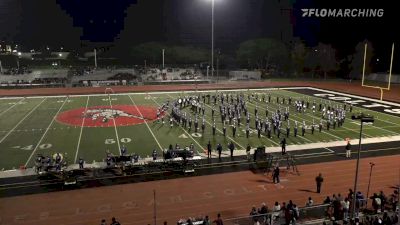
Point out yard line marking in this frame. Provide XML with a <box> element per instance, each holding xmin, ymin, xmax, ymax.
<box><xmin>0</xmin><ymin>98</ymin><xmax>24</xmax><ymax>117</ymax></box>
<box><xmin>25</xmin><ymin>97</ymin><xmax>69</xmax><ymax>167</ymax></box>
<box><xmin>166</xmin><ymin>93</ymin><xmax>245</xmax><ymax>150</ymax></box>
<box><xmin>149</xmin><ymin>94</ymin><xmax>204</xmax><ymax>152</ymax></box>
<box><xmin>108</xmin><ymin>94</ymin><xmax>121</xmax><ymax>154</ymax></box>
<box><xmin>0</xmin><ymin>98</ymin><xmax>47</xmax><ymax>144</ymax></box>
<box><xmin>128</xmin><ymin>95</ymin><xmax>163</xmax><ymax>151</ymax></box>
<box><xmin>74</xmin><ymin>96</ymin><xmax>90</xmax><ymax>163</ymax></box>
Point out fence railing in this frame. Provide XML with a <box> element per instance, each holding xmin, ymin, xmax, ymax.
<box><xmin>223</xmin><ymin>204</ymin><xmax>331</xmax><ymax>225</ymax></box>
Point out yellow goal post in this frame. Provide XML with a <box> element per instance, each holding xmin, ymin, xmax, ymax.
<box><xmin>361</xmin><ymin>43</ymin><xmax>395</xmax><ymax>101</ymax></box>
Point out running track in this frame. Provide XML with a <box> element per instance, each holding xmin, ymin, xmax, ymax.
<box><xmin>0</xmin><ymin>155</ymin><xmax>398</xmax><ymax>225</ymax></box>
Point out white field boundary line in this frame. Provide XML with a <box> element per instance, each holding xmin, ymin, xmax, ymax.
<box><xmin>108</xmin><ymin>94</ymin><xmax>121</xmax><ymax>154</ymax></box>
<box><xmin>256</xmin><ymin>135</ymin><xmax>400</xmax><ymax>155</ymax></box>
<box><xmin>280</xmin><ymin>89</ymin><xmax>399</xmax><ymax>136</ymax></box>
<box><xmin>295</xmin><ymin>146</ymin><xmax>400</xmax><ymax>160</ymax></box>
<box><xmin>74</xmin><ymin>96</ymin><xmax>90</xmax><ymax>163</ymax></box>
<box><xmin>0</xmin><ymin>98</ymin><xmax>47</xmax><ymax>144</ymax></box>
<box><xmin>0</xmin><ymin>98</ymin><xmax>25</xmax><ymax>117</ymax></box>
<box><xmin>128</xmin><ymin>95</ymin><xmax>163</xmax><ymax>152</ymax></box>
<box><xmin>148</xmin><ymin>94</ymin><xmax>205</xmax><ymax>153</ymax></box>
<box><xmin>165</xmin><ymin>93</ymin><xmax>245</xmax><ymax>150</ymax></box>
<box><xmin>276</xmin><ymin>91</ymin><xmax>374</xmax><ymax>139</ymax></box>
<box><xmin>25</xmin><ymin>97</ymin><xmax>69</xmax><ymax>167</ymax></box>
<box><xmin>0</xmin><ymin>87</ymin><xmax>299</xmax><ymax>99</ymax></box>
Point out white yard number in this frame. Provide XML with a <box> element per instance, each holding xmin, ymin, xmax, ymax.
<box><xmin>105</xmin><ymin>138</ymin><xmax>132</xmax><ymax>144</ymax></box>
<box><xmin>102</xmin><ymin>98</ymin><xmax>117</xmax><ymax>101</ymax></box>
<box><xmin>120</xmin><ymin>138</ymin><xmax>132</xmax><ymax>143</ymax></box>
<box><xmin>21</xmin><ymin>145</ymin><xmax>34</xmax><ymax>151</ymax></box>
<box><xmin>105</xmin><ymin>139</ymin><xmax>116</xmax><ymax>144</ymax></box>
<box><xmin>39</xmin><ymin>143</ymin><xmax>52</xmax><ymax>149</ymax></box>
<box><xmin>191</xmin><ymin>133</ymin><xmax>202</xmax><ymax>138</ymax></box>
<box><xmin>15</xmin><ymin>143</ymin><xmax>52</xmax><ymax>151</ymax></box>
<box><xmin>57</xmin><ymin>100</ymin><xmax>72</xmax><ymax>103</ymax></box>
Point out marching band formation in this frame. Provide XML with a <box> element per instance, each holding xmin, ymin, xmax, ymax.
<box><xmin>160</xmin><ymin>91</ymin><xmax>352</xmax><ymax>142</ymax></box>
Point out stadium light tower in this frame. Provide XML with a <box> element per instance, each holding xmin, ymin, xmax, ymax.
<box><xmin>351</xmin><ymin>113</ymin><xmax>374</xmax><ymax>220</ymax></box>
<box><xmin>205</xmin><ymin>0</ymin><xmax>215</xmax><ymax>79</ymax></box>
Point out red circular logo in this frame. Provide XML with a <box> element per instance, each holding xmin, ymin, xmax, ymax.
<box><xmin>56</xmin><ymin>105</ymin><xmax>163</xmax><ymax>127</ymax></box>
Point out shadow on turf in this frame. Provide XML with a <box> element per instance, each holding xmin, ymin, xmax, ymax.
<box><xmin>298</xmin><ymin>189</ymin><xmax>316</xmax><ymax>193</ymax></box>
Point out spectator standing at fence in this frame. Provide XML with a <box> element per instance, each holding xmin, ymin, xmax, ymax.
<box><xmin>315</xmin><ymin>173</ymin><xmax>324</xmax><ymax>193</ymax></box>
<box><xmin>306</xmin><ymin>197</ymin><xmax>314</xmax><ymax>207</ymax></box>
<box><xmin>273</xmin><ymin>202</ymin><xmax>281</xmax><ymax>220</ymax></box>
<box><xmin>110</xmin><ymin>217</ymin><xmax>121</xmax><ymax>225</ymax></box>
<box><xmin>342</xmin><ymin>197</ymin><xmax>350</xmax><ymax>221</ymax></box>
<box><xmin>100</xmin><ymin>219</ymin><xmax>107</xmax><ymax>225</ymax></box>
<box><xmin>203</xmin><ymin>216</ymin><xmax>211</xmax><ymax>225</ymax></box>
<box><xmin>213</xmin><ymin>213</ymin><xmax>223</xmax><ymax>225</ymax></box>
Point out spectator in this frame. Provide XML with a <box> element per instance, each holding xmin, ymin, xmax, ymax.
<box><xmin>250</xmin><ymin>206</ymin><xmax>258</xmax><ymax>222</ymax></box>
<box><xmin>203</xmin><ymin>216</ymin><xmax>211</xmax><ymax>225</ymax></box>
<box><xmin>323</xmin><ymin>196</ymin><xmax>332</xmax><ymax>204</ymax></box>
<box><xmin>100</xmin><ymin>219</ymin><xmax>107</xmax><ymax>225</ymax></box>
<box><xmin>371</xmin><ymin>193</ymin><xmax>382</xmax><ymax>213</ymax></box>
<box><xmin>213</xmin><ymin>213</ymin><xmax>223</xmax><ymax>225</ymax></box>
<box><xmin>306</xmin><ymin>197</ymin><xmax>314</xmax><ymax>207</ymax></box>
<box><xmin>273</xmin><ymin>202</ymin><xmax>281</xmax><ymax>220</ymax></box>
<box><xmin>110</xmin><ymin>217</ymin><xmax>121</xmax><ymax>225</ymax></box>
<box><xmin>315</xmin><ymin>173</ymin><xmax>324</xmax><ymax>193</ymax></box>
<box><xmin>292</xmin><ymin>204</ymin><xmax>299</xmax><ymax>225</ymax></box>
<box><xmin>342</xmin><ymin>197</ymin><xmax>350</xmax><ymax>221</ymax></box>
<box><xmin>378</xmin><ymin>190</ymin><xmax>387</xmax><ymax>211</ymax></box>
<box><xmin>258</xmin><ymin>202</ymin><xmax>269</xmax><ymax>224</ymax></box>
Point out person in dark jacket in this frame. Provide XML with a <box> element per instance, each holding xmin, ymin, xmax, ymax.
<box><xmin>315</xmin><ymin>173</ymin><xmax>324</xmax><ymax>193</ymax></box>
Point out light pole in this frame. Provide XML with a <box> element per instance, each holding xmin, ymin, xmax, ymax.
<box><xmin>94</xmin><ymin>48</ymin><xmax>97</xmax><ymax>68</ymax></box>
<box><xmin>211</xmin><ymin>0</ymin><xmax>215</xmax><ymax>79</ymax></box>
<box><xmin>162</xmin><ymin>49</ymin><xmax>165</xmax><ymax>70</ymax></box>
<box><xmin>351</xmin><ymin>113</ymin><xmax>374</xmax><ymax>219</ymax></box>
<box><xmin>366</xmin><ymin>162</ymin><xmax>375</xmax><ymax>207</ymax></box>
<box><xmin>0</xmin><ymin>60</ymin><xmax>3</xmax><ymax>74</ymax></box>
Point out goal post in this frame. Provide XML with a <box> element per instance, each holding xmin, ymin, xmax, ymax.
<box><xmin>361</xmin><ymin>43</ymin><xmax>395</xmax><ymax>101</ymax></box>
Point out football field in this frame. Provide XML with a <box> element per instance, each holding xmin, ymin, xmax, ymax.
<box><xmin>0</xmin><ymin>87</ymin><xmax>399</xmax><ymax>170</ymax></box>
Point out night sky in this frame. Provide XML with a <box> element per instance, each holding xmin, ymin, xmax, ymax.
<box><xmin>0</xmin><ymin>0</ymin><xmax>399</xmax><ymax>59</ymax></box>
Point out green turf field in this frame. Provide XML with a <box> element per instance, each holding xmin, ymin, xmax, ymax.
<box><xmin>0</xmin><ymin>88</ymin><xmax>399</xmax><ymax>170</ymax></box>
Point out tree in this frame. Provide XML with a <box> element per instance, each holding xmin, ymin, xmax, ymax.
<box><xmin>236</xmin><ymin>38</ymin><xmax>289</xmax><ymax>74</ymax></box>
<box><xmin>291</xmin><ymin>41</ymin><xmax>307</xmax><ymax>76</ymax></box>
<box><xmin>348</xmin><ymin>40</ymin><xmax>374</xmax><ymax>80</ymax></box>
<box><xmin>304</xmin><ymin>43</ymin><xmax>338</xmax><ymax>79</ymax></box>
